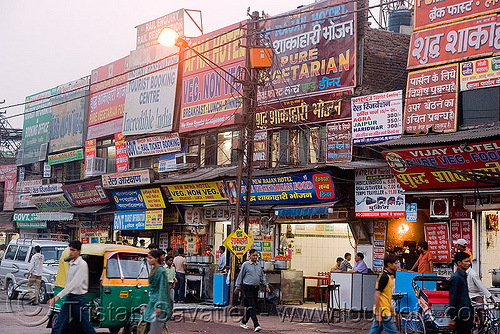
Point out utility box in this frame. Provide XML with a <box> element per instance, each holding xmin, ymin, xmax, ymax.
<box><xmin>250</xmin><ymin>48</ymin><xmax>273</xmax><ymax>68</ymax></box>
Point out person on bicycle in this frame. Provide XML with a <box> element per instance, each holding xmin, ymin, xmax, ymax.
<box><xmin>467</xmin><ymin>264</ymin><xmax>495</xmax><ymax>329</ymax></box>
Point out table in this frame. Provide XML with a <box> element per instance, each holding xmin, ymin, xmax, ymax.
<box><xmin>303</xmin><ymin>275</ymin><xmax>329</xmax><ymax>301</ymax></box>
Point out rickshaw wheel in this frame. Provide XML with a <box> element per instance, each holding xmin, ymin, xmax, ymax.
<box><xmin>108</xmin><ymin>327</ymin><xmax>121</xmax><ymax>333</ymax></box>
<box><xmin>404</xmin><ymin>311</ymin><xmax>426</xmax><ymax>334</ymax></box>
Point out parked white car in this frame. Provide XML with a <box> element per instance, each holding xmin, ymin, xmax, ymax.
<box><xmin>0</xmin><ymin>239</ymin><xmax>67</xmax><ymax>304</ymax></box>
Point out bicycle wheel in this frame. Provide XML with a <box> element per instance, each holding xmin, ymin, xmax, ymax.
<box><xmin>484</xmin><ymin>320</ymin><xmax>500</xmax><ymax>334</ymax></box>
<box><xmin>404</xmin><ymin>311</ymin><xmax>426</xmax><ymax>334</ymax></box>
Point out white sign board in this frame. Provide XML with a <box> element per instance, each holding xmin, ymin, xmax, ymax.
<box><xmin>126</xmin><ymin>134</ymin><xmax>181</xmax><ymax>158</ymax></box>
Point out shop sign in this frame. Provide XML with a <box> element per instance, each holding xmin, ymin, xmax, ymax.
<box><xmin>373</xmin><ymin>221</ymin><xmax>386</xmax><ymax>273</ymax></box>
<box><xmin>204</xmin><ymin>207</ymin><xmax>230</xmax><ymax>221</ymax></box>
<box><xmin>62</xmin><ymin>179</ymin><xmax>109</xmax><ymax>206</ymax></box>
<box><xmin>383</xmin><ymin>139</ymin><xmax>500</xmax><ymax>190</ymax></box>
<box><xmin>158</xmin><ymin>153</ymin><xmax>178</xmax><ymax>173</ymax></box>
<box><xmin>84</xmin><ymin>139</ymin><xmax>96</xmax><ymax>178</ymax></box>
<box><xmin>80</xmin><ymin>221</ymin><xmax>109</xmax><ymax>243</ymax></box>
<box><xmin>48</xmin><ymin>149</ymin><xmax>84</xmax><ymax>166</ymax></box>
<box><xmin>126</xmin><ymin>134</ymin><xmax>181</xmax><ymax>158</ymax></box>
<box><xmin>102</xmin><ymin>169</ymin><xmax>153</xmax><ymax>188</ymax></box>
<box><xmin>227</xmin><ymin>172</ymin><xmax>336</xmax><ymax>205</ymax></box>
<box><xmin>115</xmin><ymin>133</ymin><xmax>128</xmax><ymax>172</ymax></box>
<box><xmin>17</xmin><ymin>221</ymin><xmax>47</xmax><ymax>229</ymax></box>
<box><xmin>163</xmin><ymin>181</ymin><xmax>228</xmax><ymax>203</ymax></box>
<box><xmin>49</xmin><ymin>77</ymin><xmax>88</xmax><ymax>153</ymax></box>
<box><xmin>253</xmin><ymin>131</ymin><xmax>268</xmax><ymax>168</ymax></box>
<box><xmin>14</xmin><ymin>180</ymin><xmax>42</xmax><ymax>209</ymax></box>
<box><xmin>256</xmin><ymin>93</ymin><xmax>351</xmax><ymax>129</ymax></box>
<box><xmin>113</xmin><ymin>210</ymin><xmax>164</xmax><ymax>231</ymax></box>
<box><xmin>450</xmin><ymin>219</ymin><xmax>473</xmax><ymax>250</ymax></box>
<box><xmin>405</xmin><ymin>64</ymin><xmax>458</xmax><ymax>134</ymax></box>
<box><xmin>414</xmin><ymin>0</ymin><xmax>500</xmax><ymax>31</ymax></box>
<box><xmin>43</xmin><ymin>163</ymin><xmax>51</xmax><ymax>178</ymax></box>
<box><xmin>355</xmin><ymin>168</ymin><xmax>405</xmax><ymax>218</ymax></box>
<box><xmin>461</xmin><ymin>56</ymin><xmax>500</xmax><ymax>91</ymax></box>
<box><xmin>223</xmin><ymin>228</ymin><xmax>253</xmax><ymax>260</ymax></box>
<box><xmin>424</xmin><ymin>222</ymin><xmax>451</xmax><ymax>262</ymax></box>
<box><xmin>89</xmin><ymin>56</ymin><xmax>128</xmax><ymax>126</ymax></box>
<box><xmin>326</xmin><ymin>120</ymin><xmax>352</xmax><ymax>162</ymax></box>
<box><xmin>30</xmin><ymin>194</ymin><xmax>72</xmax><ymax>211</ymax></box>
<box><xmin>19</xmin><ymin>88</ymin><xmax>55</xmax><ymax>165</ymax></box>
<box><xmin>87</xmin><ymin>118</ymin><xmax>123</xmax><ymax>140</ymax></box>
<box><xmin>406</xmin><ymin>203</ymin><xmax>418</xmax><ymax>222</ymax></box>
<box><xmin>0</xmin><ymin>165</ymin><xmax>17</xmax><ymax>211</ymax></box>
<box><xmin>13</xmin><ymin>212</ymin><xmax>73</xmax><ymax>221</ymax></box>
<box><xmin>14</xmin><ymin>193</ymin><xmax>34</xmax><ymax>209</ymax></box>
<box><xmin>122</xmin><ymin>45</ymin><xmax>178</xmax><ymax>136</ymax></box>
<box><xmin>352</xmin><ymin>90</ymin><xmax>402</xmax><ymax>144</ymax></box>
<box><xmin>111</xmin><ymin>188</ymin><xmax>165</xmax><ymax>210</ymax></box>
<box><xmin>163</xmin><ymin>211</ymin><xmax>178</xmax><ymax>224</ymax></box>
<box><xmin>257</xmin><ymin>0</ymin><xmax>356</xmax><ymax>104</ymax></box>
<box><xmin>180</xmin><ymin>22</ymin><xmax>245</xmax><ymax>133</ymax></box>
<box><xmin>30</xmin><ymin>183</ymin><xmax>63</xmax><ymax>195</ymax></box>
<box><xmin>408</xmin><ymin>14</ymin><xmax>500</xmax><ymax>69</ymax></box>
<box><xmin>136</xmin><ymin>9</ymin><xmax>184</xmax><ymax>49</ymax></box>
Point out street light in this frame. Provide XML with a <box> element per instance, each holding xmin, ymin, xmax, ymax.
<box><xmin>157</xmin><ymin>28</ymin><xmax>181</xmax><ymax>48</ymax></box>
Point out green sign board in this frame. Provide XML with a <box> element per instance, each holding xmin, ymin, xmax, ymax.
<box><xmin>48</xmin><ymin>148</ymin><xmax>84</xmax><ymax>165</ymax></box>
<box><xmin>30</xmin><ymin>194</ymin><xmax>72</xmax><ymax>211</ymax></box>
<box><xmin>17</xmin><ymin>221</ymin><xmax>47</xmax><ymax>229</ymax></box>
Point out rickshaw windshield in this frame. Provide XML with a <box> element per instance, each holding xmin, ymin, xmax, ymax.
<box><xmin>107</xmin><ymin>253</ymin><xmax>149</xmax><ymax>279</ymax></box>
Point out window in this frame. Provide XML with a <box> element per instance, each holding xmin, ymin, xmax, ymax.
<box><xmin>202</xmin><ymin>135</ymin><xmax>217</xmax><ymax>166</ymax></box>
<box><xmin>15</xmin><ymin>246</ymin><xmax>29</xmax><ymax>262</ymax></box>
<box><xmin>309</xmin><ymin>126</ymin><xmax>326</xmax><ymax>163</ymax></box>
<box><xmin>64</xmin><ymin>161</ymin><xmax>83</xmax><ymax>181</ymax></box>
<box><xmin>461</xmin><ymin>87</ymin><xmax>500</xmax><ymax>127</ymax></box>
<box><xmin>270</xmin><ymin>128</ymin><xmax>312</xmax><ymax>166</ymax></box>
<box><xmin>106</xmin><ymin>253</ymin><xmax>149</xmax><ymax>279</ymax></box>
<box><xmin>133</xmin><ymin>156</ymin><xmax>158</xmax><ymax>170</ymax></box>
<box><xmin>217</xmin><ymin>132</ymin><xmax>232</xmax><ymax>165</ymax></box>
<box><xmin>97</xmin><ymin>137</ymin><xmax>117</xmax><ymax>173</ymax></box>
<box><xmin>4</xmin><ymin>245</ymin><xmax>17</xmax><ymax>260</ymax></box>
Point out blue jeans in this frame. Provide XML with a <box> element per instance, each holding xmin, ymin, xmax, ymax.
<box><xmin>52</xmin><ymin>294</ymin><xmax>96</xmax><ymax>334</ymax></box>
<box><xmin>174</xmin><ymin>272</ymin><xmax>185</xmax><ymax>302</ymax></box>
<box><xmin>368</xmin><ymin>316</ymin><xmax>400</xmax><ymax>334</ymax></box>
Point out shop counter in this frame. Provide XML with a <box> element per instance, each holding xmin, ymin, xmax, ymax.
<box><xmin>329</xmin><ymin>272</ymin><xmax>378</xmax><ymax>310</ymax></box>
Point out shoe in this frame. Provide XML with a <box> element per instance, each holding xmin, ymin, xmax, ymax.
<box><xmin>240</xmin><ymin>324</ymin><xmax>249</xmax><ymax>330</ymax></box>
<box><xmin>254</xmin><ymin>326</ymin><xmax>262</xmax><ymax>332</ymax></box>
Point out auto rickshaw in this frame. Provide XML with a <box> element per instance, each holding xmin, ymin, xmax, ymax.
<box><xmin>48</xmin><ymin>243</ymin><xmax>150</xmax><ymax>334</ymax></box>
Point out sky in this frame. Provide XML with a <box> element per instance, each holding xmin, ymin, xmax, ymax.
<box><xmin>0</xmin><ymin>0</ymin><xmax>311</xmax><ymax>129</ymax></box>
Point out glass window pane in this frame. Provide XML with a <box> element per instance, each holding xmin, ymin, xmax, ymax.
<box><xmin>217</xmin><ymin>132</ymin><xmax>232</xmax><ymax>165</ymax></box>
<box><xmin>15</xmin><ymin>246</ymin><xmax>29</xmax><ymax>261</ymax></box>
<box><xmin>4</xmin><ymin>245</ymin><xmax>18</xmax><ymax>260</ymax></box>
<box><xmin>461</xmin><ymin>87</ymin><xmax>499</xmax><ymax>127</ymax></box>
<box><xmin>107</xmin><ymin>146</ymin><xmax>116</xmax><ymax>173</ymax></box>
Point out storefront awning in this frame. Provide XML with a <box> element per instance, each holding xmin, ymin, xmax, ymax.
<box><xmin>61</xmin><ymin>204</ymin><xmax>111</xmax><ymax>214</ymax></box>
<box><xmin>273</xmin><ymin>202</ymin><xmax>338</xmax><ymax>217</ymax></box>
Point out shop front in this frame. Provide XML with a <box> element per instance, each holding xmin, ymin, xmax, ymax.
<box><xmin>13</xmin><ymin>211</ymin><xmax>74</xmax><ymax>241</ymax></box>
<box><xmin>29</xmin><ymin>191</ymin><xmax>76</xmax><ymax>240</ymax></box>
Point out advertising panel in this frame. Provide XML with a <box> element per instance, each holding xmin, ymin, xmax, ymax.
<box><xmin>450</xmin><ymin>219</ymin><xmax>473</xmax><ymax>251</ymax></box>
<box><xmin>0</xmin><ymin>165</ymin><xmax>17</xmax><ymax>211</ymax></box>
<box><xmin>326</xmin><ymin>120</ymin><xmax>352</xmax><ymax>163</ymax></box>
<box><xmin>355</xmin><ymin>168</ymin><xmax>405</xmax><ymax>218</ymax></box>
<box><xmin>256</xmin><ymin>92</ymin><xmax>351</xmax><ymax>129</ymax></box>
<box><xmin>383</xmin><ymin>139</ymin><xmax>500</xmax><ymax>190</ymax></box>
<box><xmin>80</xmin><ymin>221</ymin><xmax>109</xmax><ymax>244</ymax></box>
<box><xmin>84</xmin><ymin>139</ymin><xmax>96</xmax><ymax>178</ymax></box>
<box><xmin>126</xmin><ymin>134</ymin><xmax>181</xmax><ymax>158</ymax></box>
<box><xmin>113</xmin><ymin>210</ymin><xmax>164</xmax><ymax>230</ymax></box>
<box><xmin>30</xmin><ymin>194</ymin><xmax>72</xmax><ymax>211</ymax></box>
<box><xmin>89</xmin><ymin>56</ymin><xmax>128</xmax><ymax>126</ymax></box>
<box><xmin>102</xmin><ymin>169</ymin><xmax>153</xmax><ymax>188</ymax></box>
<box><xmin>258</xmin><ymin>0</ymin><xmax>356</xmax><ymax>103</ymax></box>
<box><xmin>424</xmin><ymin>222</ymin><xmax>451</xmax><ymax>262</ymax></box>
<box><xmin>62</xmin><ymin>179</ymin><xmax>109</xmax><ymax>206</ymax></box>
<box><xmin>405</xmin><ymin>64</ymin><xmax>458</xmax><ymax>134</ymax></box>
<box><xmin>372</xmin><ymin>221</ymin><xmax>387</xmax><ymax>273</ymax></box>
<box><xmin>408</xmin><ymin>14</ymin><xmax>500</xmax><ymax>69</ymax></box>
<box><xmin>253</xmin><ymin>130</ymin><xmax>268</xmax><ymax>168</ymax></box>
<box><xmin>87</xmin><ymin>117</ymin><xmax>123</xmax><ymax>140</ymax></box>
<box><xmin>19</xmin><ymin>88</ymin><xmax>55</xmax><ymax>165</ymax></box>
<box><xmin>460</xmin><ymin>56</ymin><xmax>500</xmax><ymax>91</ymax></box>
<box><xmin>226</xmin><ymin>172</ymin><xmax>336</xmax><ymax>205</ymax></box>
<box><xmin>414</xmin><ymin>0</ymin><xmax>500</xmax><ymax>31</ymax></box>
<box><xmin>48</xmin><ymin>148</ymin><xmax>84</xmax><ymax>166</ymax></box>
<box><xmin>30</xmin><ymin>183</ymin><xmax>63</xmax><ymax>195</ymax></box>
<box><xmin>14</xmin><ymin>180</ymin><xmax>42</xmax><ymax>209</ymax></box>
<box><xmin>180</xmin><ymin>22</ymin><xmax>246</xmax><ymax>133</ymax></box>
<box><xmin>163</xmin><ymin>181</ymin><xmax>228</xmax><ymax>202</ymax></box>
<box><xmin>50</xmin><ymin>77</ymin><xmax>89</xmax><ymax>153</ymax></box>
<box><xmin>115</xmin><ymin>133</ymin><xmax>128</xmax><ymax>172</ymax></box>
<box><xmin>111</xmin><ymin>188</ymin><xmax>166</xmax><ymax>210</ymax></box>
<box><xmin>13</xmin><ymin>212</ymin><xmax>73</xmax><ymax>221</ymax></box>
<box><xmin>158</xmin><ymin>153</ymin><xmax>178</xmax><ymax>173</ymax></box>
<box><xmin>136</xmin><ymin>9</ymin><xmax>184</xmax><ymax>49</ymax></box>
<box><xmin>352</xmin><ymin>90</ymin><xmax>403</xmax><ymax>144</ymax></box>
<box><xmin>223</xmin><ymin>228</ymin><xmax>253</xmax><ymax>260</ymax></box>
<box><xmin>123</xmin><ymin>45</ymin><xmax>179</xmax><ymax>136</ymax></box>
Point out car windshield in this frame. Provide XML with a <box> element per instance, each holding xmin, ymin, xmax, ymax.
<box><xmin>41</xmin><ymin>247</ymin><xmax>67</xmax><ymax>264</ymax></box>
<box><xmin>107</xmin><ymin>253</ymin><xmax>149</xmax><ymax>279</ymax></box>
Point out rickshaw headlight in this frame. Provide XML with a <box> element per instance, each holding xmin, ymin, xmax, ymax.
<box><xmin>136</xmin><ymin>283</ymin><xmax>142</xmax><ymax>289</ymax></box>
<box><xmin>49</xmin><ymin>274</ymin><xmax>56</xmax><ymax>283</ymax></box>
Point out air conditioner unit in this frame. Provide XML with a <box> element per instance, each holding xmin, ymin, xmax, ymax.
<box><xmin>86</xmin><ymin>157</ymin><xmax>107</xmax><ymax>177</ymax></box>
<box><xmin>175</xmin><ymin>153</ymin><xmax>199</xmax><ymax>170</ymax></box>
<box><xmin>430</xmin><ymin>198</ymin><xmax>449</xmax><ymax>218</ymax></box>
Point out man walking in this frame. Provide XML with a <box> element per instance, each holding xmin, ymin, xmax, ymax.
<box><xmin>173</xmin><ymin>248</ymin><xmax>187</xmax><ymax>303</ymax></box>
<box><xmin>368</xmin><ymin>254</ymin><xmax>399</xmax><ymax>334</ymax></box>
<box><xmin>448</xmin><ymin>252</ymin><xmax>474</xmax><ymax>334</ymax></box>
<box><xmin>27</xmin><ymin>245</ymin><xmax>44</xmax><ymax>305</ymax></box>
<box><xmin>164</xmin><ymin>255</ymin><xmax>177</xmax><ymax>315</ymax></box>
<box><xmin>235</xmin><ymin>249</ymin><xmax>270</xmax><ymax>332</ymax></box>
<box><xmin>339</xmin><ymin>253</ymin><xmax>352</xmax><ymax>271</ymax></box>
<box><xmin>48</xmin><ymin>240</ymin><xmax>96</xmax><ymax>334</ymax></box>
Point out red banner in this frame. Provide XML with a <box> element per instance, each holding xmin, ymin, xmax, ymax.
<box><xmin>424</xmin><ymin>222</ymin><xmax>451</xmax><ymax>263</ymax></box>
<box><xmin>408</xmin><ymin>14</ymin><xmax>500</xmax><ymax>69</ymax></box>
<box><xmin>384</xmin><ymin>139</ymin><xmax>500</xmax><ymax>190</ymax></box>
<box><xmin>62</xmin><ymin>179</ymin><xmax>110</xmax><ymax>206</ymax></box>
<box><xmin>326</xmin><ymin>120</ymin><xmax>352</xmax><ymax>162</ymax></box>
<box><xmin>450</xmin><ymin>219</ymin><xmax>473</xmax><ymax>252</ymax></box>
<box><xmin>414</xmin><ymin>0</ymin><xmax>500</xmax><ymax>31</ymax></box>
<box><xmin>84</xmin><ymin>139</ymin><xmax>96</xmax><ymax>178</ymax></box>
<box><xmin>114</xmin><ymin>133</ymin><xmax>128</xmax><ymax>172</ymax></box>
<box><xmin>405</xmin><ymin>64</ymin><xmax>458</xmax><ymax>134</ymax></box>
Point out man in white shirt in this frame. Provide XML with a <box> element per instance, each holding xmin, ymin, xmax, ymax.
<box><xmin>467</xmin><ymin>266</ymin><xmax>494</xmax><ymax>329</ymax></box>
<box><xmin>48</xmin><ymin>240</ymin><xmax>96</xmax><ymax>334</ymax></box>
<box><xmin>218</xmin><ymin>245</ymin><xmax>227</xmax><ymax>272</ymax></box>
<box><xmin>27</xmin><ymin>245</ymin><xmax>44</xmax><ymax>305</ymax></box>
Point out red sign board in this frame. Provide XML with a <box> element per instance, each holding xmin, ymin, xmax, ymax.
<box><xmin>62</xmin><ymin>179</ymin><xmax>110</xmax><ymax>206</ymax></box>
<box><xmin>424</xmin><ymin>222</ymin><xmax>451</xmax><ymax>263</ymax></box>
<box><xmin>408</xmin><ymin>14</ymin><xmax>500</xmax><ymax>69</ymax></box>
<box><xmin>414</xmin><ymin>0</ymin><xmax>500</xmax><ymax>31</ymax></box>
<box><xmin>450</xmin><ymin>219</ymin><xmax>473</xmax><ymax>252</ymax></box>
<box><xmin>405</xmin><ymin>64</ymin><xmax>458</xmax><ymax>134</ymax></box>
<box><xmin>384</xmin><ymin>139</ymin><xmax>500</xmax><ymax>190</ymax></box>
<box><xmin>326</xmin><ymin>120</ymin><xmax>352</xmax><ymax>162</ymax></box>
<box><xmin>114</xmin><ymin>133</ymin><xmax>128</xmax><ymax>172</ymax></box>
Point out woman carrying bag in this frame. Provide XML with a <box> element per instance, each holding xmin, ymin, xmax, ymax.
<box><xmin>138</xmin><ymin>249</ymin><xmax>171</xmax><ymax>334</ymax></box>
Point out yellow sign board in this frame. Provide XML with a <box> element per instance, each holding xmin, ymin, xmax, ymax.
<box><xmin>145</xmin><ymin>210</ymin><xmax>163</xmax><ymax>230</ymax></box>
<box><xmin>223</xmin><ymin>228</ymin><xmax>253</xmax><ymax>260</ymax></box>
<box><xmin>163</xmin><ymin>181</ymin><xmax>228</xmax><ymax>202</ymax></box>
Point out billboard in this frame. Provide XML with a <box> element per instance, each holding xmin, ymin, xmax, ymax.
<box><xmin>136</xmin><ymin>9</ymin><xmax>184</xmax><ymax>49</ymax></box>
<box><xmin>326</xmin><ymin>120</ymin><xmax>352</xmax><ymax>163</ymax></box>
<box><xmin>89</xmin><ymin>56</ymin><xmax>128</xmax><ymax>126</ymax></box>
<box><xmin>163</xmin><ymin>181</ymin><xmax>228</xmax><ymax>202</ymax></box>
<box><xmin>62</xmin><ymin>179</ymin><xmax>109</xmax><ymax>206</ymax></box>
<box><xmin>258</xmin><ymin>0</ymin><xmax>356</xmax><ymax>103</ymax></box>
<box><xmin>126</xmin><ymin>134</ymin><xmax>181</xmax><ymax>158</ymax></box>
<box><xmin>50</xmin><ymin>77</ymin><xmax>89</xmax><ymax>153</ymax></box>
<box><xmin>460</xmin><ymin>56</ymin><xmax>500</xmax><ymax>91</ymax></box>
<box><xmin>123</xmin><ymin>45</ymin><xmax>179</xmax><ymax>135</ymax></box>
<box><xmin>114</xmin><ymin>210</ymin><xmax>164</xmax><ymax>230</ymax></box>
<box><xmin>179</xmin><ymin>22</ymin><xmax>246</xmax><ymax>133</ymax></box>
<box><xmin>0</xmin><ymin>165</ymin><xmax>17</xmax><ymax>211</ymax></box>
<box><xmin>111</xmin><ymin>188</ymin><xmax>166</xmax><ymax>210</ymax></box>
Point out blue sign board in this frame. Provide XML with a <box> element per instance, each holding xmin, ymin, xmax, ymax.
<box><xmin>406</xmin><ymin>203</ymin><xmax>417</xmax><ymax>222</ymax></box>
<box><xmin>226</xmin><ymin>171</ymin><xmax>337</xmax><ymax>205</ymax></box>
<box><xmin>112</xmin><ymin>190</ymin><xmax>147</xmax><ymax>210</ymax></box>
<box><xmin>113</xmin><ymin>210</ymin><xmax>163</xmax><ymax>231</ymax></box>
